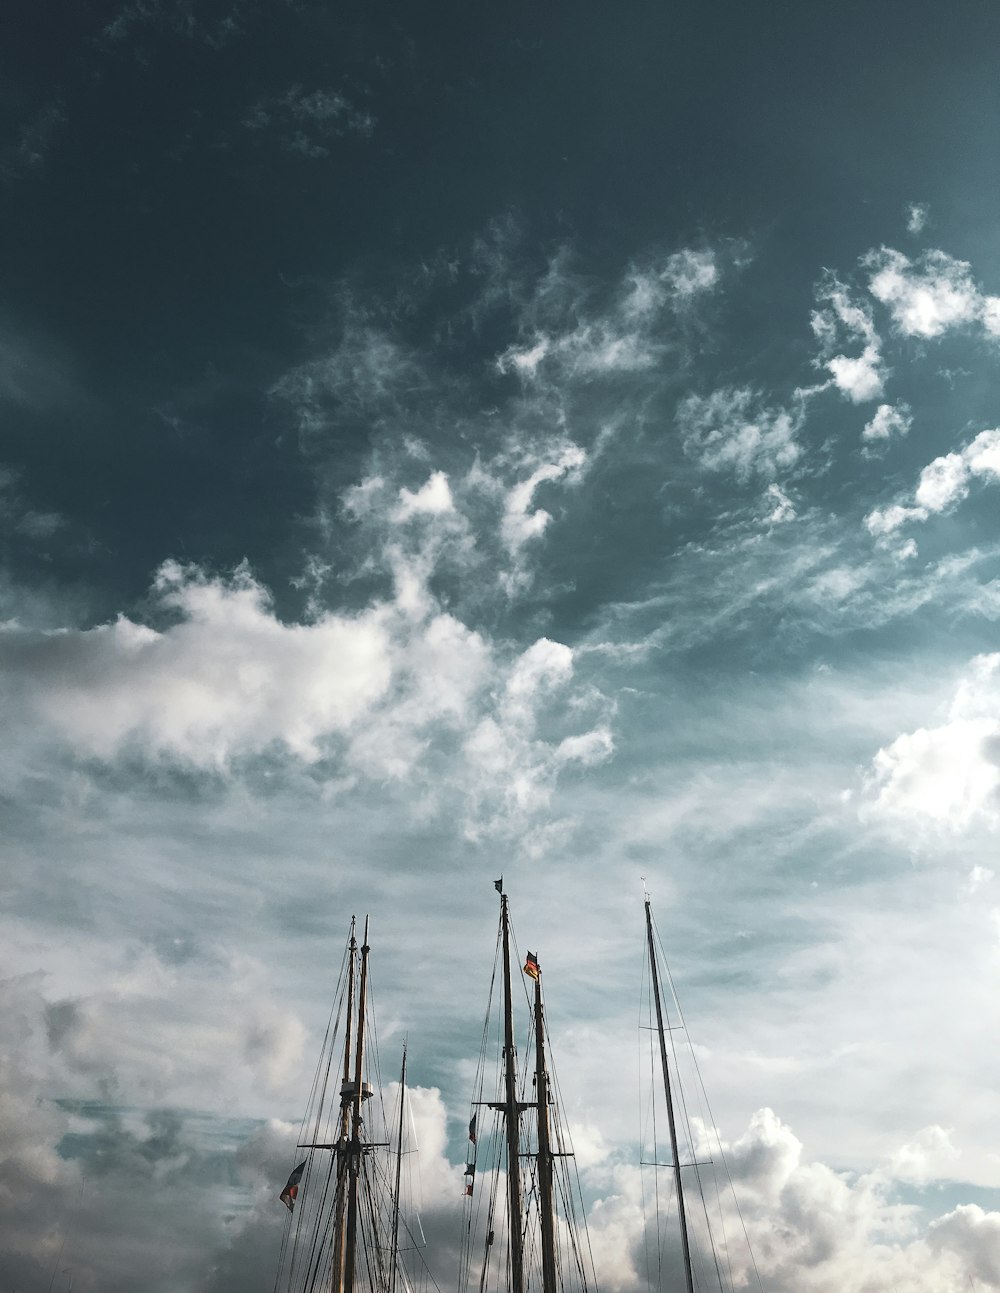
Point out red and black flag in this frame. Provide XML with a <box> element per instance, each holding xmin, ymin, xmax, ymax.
<box><xmin>468</xmin><ymin>1113</ymin><xmax>477</xmax><ymax>1144</ymax></box>
<box><xmin>523</xmin><ymin>951</ymin><xmax>540</xmax><ymax>981</ymax></box>
<box><xmin>280</xmin><ymin>1161</ymin><xmax>307</xmax><ymax>1212</ymax></box>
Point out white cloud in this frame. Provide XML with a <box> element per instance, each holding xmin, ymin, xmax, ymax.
<box><xmin>864</xmin><ymin>503</ymin><xmax>928</xmax><ymax>537</ymax></box>
<box><xmin>811</xmin><ymin>277</ymin><xmax>886</xmax><ymax>402</ymax></box>
<box><xmin>928</xmin><ymin>1204</ymin><xmax>1000</xmax><ymax>1287</ymax></box>
<box><xmin>906</xmin><ymin>202</ymin><xmax>929</xmax><ymax>235</ymax></box>
<box><xmin>863</xmin><ymin>402</ymin><xmax>912</xmax><ymax>444</ymax></box>
<box><xmin>866</xmin><ymin>247</ymin><xmax>990</xmax><ymax>339</ymax></box>
<box><xmin>2</xmin><ymin>560</ymin><xmax>397</xmax><ymax>768</ymax></box>
<box><xmin>887</xmin><ymin>1125</ymin><xmax>959</xmax><ymax>1185</ymax></box>
<box><xmin>915</xmin><ymin>451</ymin><xmax>971</xmax><ymax>512</ymax></box>
<box><xmin>678</xmin><ymin>387</ymin><xmax>801</xmax><ymax>481</ymax></box>
<box><xmin>497</xmin><ymin>242</ymin><xmax>727</xmax><ymax>381</ymax></box>
<box><xmin>864</xmin><ymin>427</ymin><xmax>1000</xmax><ymax>539</ymax></box>
<box><xmin>461</xmin><ymin>636</ymin><xmax>613</xmax><ymax>839</ymax></box>
<box><xmin>662</xmin><ymin>247</ymin><xmax>718</xmax><ymax>298</ymax></box>
<box><xmin>583</xmin><ymin>1107</ymin><xmax>1000</xmax><ymax>1293</ymax></box>
<box><xmin>965</xmin><ymin>865</ymin><xmax>994</xmax><ymax>893</ymax></box>
<box><xmin>0</xmin><ymin>523</ymin><xmax>615</xmax><ymax>842</ymax></box>
<box><xmin>863</xmin><ymin>654</ymin><xmax>1000</xmax><ymax>832</ymax></box>
<box><xmin>826</xmin><ymin>348</ymin><xmax>884</xmax><ymax>402</ymax></box>
<box><xmin>764</xmin><ymin>483</ymin><xmax>796</xmax><ymax>524</ymax></box>
<box><xmin>393</xmin><ymin>470</ymin><xmax>455</xmax><ymax>521</ymax></box>
<box><xmin>499</xmin><ymin>444</ymin><xmax>587</xmax><ymax>559</ymax></box>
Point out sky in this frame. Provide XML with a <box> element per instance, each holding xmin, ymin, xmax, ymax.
<box><xmin>3</xmin><ymin>0</ymin><xmax>1000</xmax><ymax>1289</ymax></box>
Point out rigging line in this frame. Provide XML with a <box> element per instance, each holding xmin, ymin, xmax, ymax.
<box><xmin>286</xmin><ymin>937</ymin><xmax>352</xmax><ymax>1293</ymax></box>
<box><xmin>643</xmin><ymin>960</ymin><xmax>666</xmax><ymax>1292</ymax></box>
<box><xmin>709</xmin><ymin>1146</ymin><xmax>736</xmax><ymax>1293</ymax></box>
<box><xmin>649</xmin><ymin>913</ymin><xmax>763</xmax><ymax>1293</ymax></box>
<box><xmin>301</xmin><ymin>1153</ymin><xmax>338</xmax><ymax>1293</ymax></box>
<box><xmin>543</xmin><ymin>1032</ymin><xmax>597</xmax><ymax>1292</ymax></box>
<box><xmin>709</xmin><ymin>1147</ymin><xmax>735</xmax><ymax>1293</ymax></box>
<box><xmin>691</xmin><ymin>1144</ymin><xmax>727</xmax><ymax>1293</ymax></box>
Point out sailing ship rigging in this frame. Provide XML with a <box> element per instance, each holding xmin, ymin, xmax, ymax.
<box><xmin>640</xmin><ymin>894</ymin><xmax>764</xmax><ymax>1293</ymax></box>
<box><xmin>273</xmin><ymin>891</ymin><xmax>765</xmax><ymax>1293</ymax></box>
<box><xmin>459</xmin><ymin>885</ymin><xmax>597</xmax><ymax>1293</ymax></box>
<box><xmin>274</xmin><ymin>917</ymin><xmax>432</xmax><ymax>1293</ymax></box>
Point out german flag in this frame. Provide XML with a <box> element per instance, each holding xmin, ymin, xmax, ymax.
<box><xmin>523</xmin><ymin>951</ymin><xmax>540</xmax><ymax>980</ymax></box>
<box><xmin>280</xmin><ymin>1161</ymin><xmax>306</xmax><ymax>1212</ymax></box>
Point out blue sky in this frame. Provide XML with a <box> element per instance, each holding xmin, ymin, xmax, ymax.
<box><xmin>3</xmin><ymin>2</ymin><xmax>1000</xmax><ymax>1290</ymax></box>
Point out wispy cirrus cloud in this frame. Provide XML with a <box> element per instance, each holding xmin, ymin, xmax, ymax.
<box><xmin>677</xmin><ymin>386</ymin><xmax>802</xmax><ymax>481</ymax></box>
<box><xmin>244</xmin><ymin>85</ymin><xmax>376</xmax><ymax>156</ymax></box>
<box><xmin>809</xmin><ymin>273</ymin><xmax>886</xmax><ymax>403</ymax></box>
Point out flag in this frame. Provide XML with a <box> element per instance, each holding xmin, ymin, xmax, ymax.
<box><xmin>523</xmin><ymin>951</ymin><xmax>540</xmax><ymax>980</ymax></box>
<box><xmin>465</xmin><ymin>1182</ymin><xmax>474</xmax><ymax>1196</ymax></box>
<box><xmin>494</xmin><ymin>877</ymin><xmax>503</xmax><ymax>893</ymax></box>
<box><xmin>280</xmin><ymin>1160</ymin><xmax>306</xmax><ymax>1212</ymax></box>
<box><xmin>468</xmin><ymin>1114</ymin><xmax>477</xmax><ymax>1144</ymax></box>
<box><xmin>465</xmin><ymin>1163</ymin><xmax>475</xmax><ymax>1177</ymax></box>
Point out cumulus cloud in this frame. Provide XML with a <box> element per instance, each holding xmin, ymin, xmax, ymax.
<box><xmin>393</xmin><ymin>469</ymin><xmax>456</xmax><ymax>521</ymax></box>
<box><xmin>862</xmin><ymin>401</ymin><xmax>912</xmax><ymax>447</ymax></box>
<box><xmin>863</xmin><ymin>654</ymin><xmax>1000</xmax><ymax>832</ymax></box>
<box><xmin>583</xmin><ymin>1107</ymin><xmax>998</xmax><ymax>1293</ymax></box>
<box><xmin>1</xmin><ymin>559</ymin><xmax>398</xmax><ymax>767</ymax></box>
<box><xmin>866</xmin><ymin>247</ymin><xmax>1000</xmax><ymax>340</ymax></box>
<box><xmin>678</xmin><ymin>386</ymin><xmax>801</xmax><ymax>481</ymax></box>
<box><xmin>863</xmin><ymin>427</ymin><xmax>1000</xmax><ymax>540</ymax></box>
<box><xmin>929</xmin><ymin>1204</ymin><xmax>1000</xmax><ymax>1286</ymax></box>
<box><xmin>0</xmin><ymin>524</ymin><xmax>612</xmax><ymax>841</ymax></box>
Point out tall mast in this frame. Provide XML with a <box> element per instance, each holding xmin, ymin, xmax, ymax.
<box><xmin>389</xmin><ymin>1043</ymin><xmax>407</xmax><ymax>1293</ymax></box>
<box><xmin>645</xmin><ymin>899</ymin><xmax>695</xmax><ymax>1293</ymax></box>
<box><xmin>331</xmin><ymin>920</ymin><xmax>358</xmax><ymax>1293</ymax></box>
<box><xmin>500</xmin><ymin>893</ymin><xmax>525</xmax><ymax>1293</ymax></box>
<box><xmin>343</xmin><ymin>916</ymin><xmax>371</xmax><ymax>1293</ymax></box>
<box><xmin>532</xmin><ymin>973</ymin><xmax>557</xmax><ymax>1293</ymax></box>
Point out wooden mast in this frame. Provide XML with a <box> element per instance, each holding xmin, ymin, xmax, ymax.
<box><xmin>331</xmin><ymin>920</ymin><xmax>358</xmax><ymax>1293</ymax></box>
<box><xmin>343</xmin><ymin>916</ymin><xmax>371</xmax><ymax>1293</ymax></box>
<box><xmin>500</xmin><ymin>893</ymin><xmax>526</xmax><ymax>1293</ymax></box>
<box><xmin>389</xmin><ymin>1043</ymin><xmax>407</xmax><ymax>1293</ymax></box>
<box><xmin>645</xmin><ymin>898</ymin><xmax>695</xmax><ymax>1293</ymax></box>
<box><xmin>532</xmin><ymin>971</ymin><xmax>557</xmax><ymax>1293</ymax></box>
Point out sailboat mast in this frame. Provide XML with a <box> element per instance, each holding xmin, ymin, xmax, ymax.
<box><xmin>389</xmin><ymin>1043</ymin><xmax>407</xmax><ymax>1293</ymax></box>
<box><xmin>533</xmin><ymin>974</ymin><xmax>557</xmax><ymax>1293</ymax></box>
<box><xmin>343</xmin><ymin>916</ymin><xmax>371</xmax><ymax>1293</ymax></box>
<box><xmin>644</xmin><ymin>899</ymin><xmax>695</xmax><ymax>1293</ymax></box>
<box><xmin>331</xmin><ymin>920</ymin><xmax>358</xmax><ymax>1293</ymax></box>
<box><xmin>501</xmin><ymin>894</ymin><xmax>526</xmax><ymax>1293</ymax></box>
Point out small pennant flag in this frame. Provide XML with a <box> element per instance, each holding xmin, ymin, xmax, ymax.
<box><xmin>523</xmin><ymin>951</ymin><xmax>540</xmax><ymax>981</ymax></box>
<box><xmin>465</xmin><ymin>1163</ymin><xmax>476</xmax><ymax>1177</ymax></box>
<box><xmin>280</xmin><ymin>1161</ymin><xmax>306</xmax><ymax>1212</ymax></box>
<box><xmin>468</xmin><ymin>1114</ymin><xmax>477</xmax><ymax>1144</ymax></box>
<box><xmin>465</xmin><ymin>1182</ymin><xmax>474</xmax><ymax>1197</ymax></box>
<box><xmin>494</xmin><ymin>877</ymin><xmax>503</xmax><ymax>893</ymax></box>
